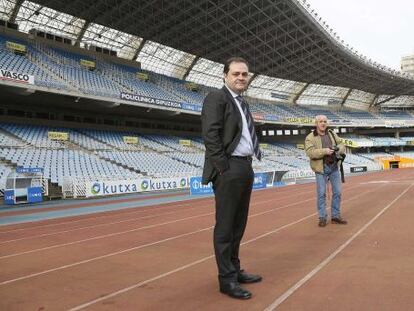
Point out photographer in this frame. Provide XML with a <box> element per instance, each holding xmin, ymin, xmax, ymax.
<box><xmin>305</xmin><ymin>115</ymin><xmax>347</xmax><ymax>227</ymax></box>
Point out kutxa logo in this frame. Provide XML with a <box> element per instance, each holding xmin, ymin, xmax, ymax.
<box><xmin>91</xmin><ymin>182</ymin><xmax>138</xmax><ymax>195</ymax></box>
<box><xmin>141</xmin><ymin>179</ymin><xmax>186</xmax><ymax>191</ymax></box>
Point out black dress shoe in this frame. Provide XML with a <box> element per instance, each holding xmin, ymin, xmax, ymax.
<box><xmin>220</xmin><ymin>282</ymin><xmax>252</xmax><ymax>299</ymax></box>
<box><xmin>238</xmin><ymin>272</ymin><xmax>262</xmax><ymax>284</ymax></box>
<box><xmin>331</xmin><ymin>217</ymin><xmax>348</xmax><ymax>225</ymax></box>
<box><xmin>318</xmin><ymin>218</ymin><xmax>327</xmax><ymax>227</ymax></box>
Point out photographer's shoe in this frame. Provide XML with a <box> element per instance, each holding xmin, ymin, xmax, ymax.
<box><xmin>331</xmin><ymin>217</ymin><xmax>348</xmax><ymax>225</ymax></box>
<box><xmin>318</xmin><ymin>218</ymin><xmax>327</xmax><ymax>227</ymax></box>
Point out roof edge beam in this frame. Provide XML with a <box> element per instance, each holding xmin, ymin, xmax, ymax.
<box><xmin>75</xmin><ymin>21</ymin><xmax>90</xmax><ymax>47</ymax></box>
<box><xmin>369</xmin><ymin>94</ymin><xmax>379</xmax><ymax>109</ymax></box>
<box><xmin>340</xmin><ymin>88</ymin><xmax>353</xmax><ymax>106</ymax></box>
<box><xmin>132</xmin><ymin>38</ymin><xmax>147</xmax><ymax>61</ymax></box>
<box><xmin>373</xmin><ymin>95</ymin><xmax>400</xmax><ymax>107</ymax></box>
<box><xmin>182</xmin><ymin>56</ymin><xmax>200</xmax><ymax>80</ymax></box>
<box><xmin>292</xmin><ymin>83</ymin><xmax>309</xmax><ymax>104</ymax></box>
<box><xmin>246</xmin><ymin>73</ymin><xmax>258</xmax><ymax>90</ymax></box>
<box><xmin>8</xmin><ymin>0</ymin><xmax>24</xmax><ymax>23</ymax></box>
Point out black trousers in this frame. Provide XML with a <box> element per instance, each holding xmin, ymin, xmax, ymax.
<box><xmin>212</xmin><ymin>157</ymin><xmax>254</xmax><ymax>285</ymax></box>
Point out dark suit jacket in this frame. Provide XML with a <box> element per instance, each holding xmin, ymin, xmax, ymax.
<box><xmin>201</xmin><ymin>86</ymin><xmax>243</xmax><ymax>184</ymax></box>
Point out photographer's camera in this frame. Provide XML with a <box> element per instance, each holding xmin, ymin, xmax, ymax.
<box><xmin>330</xmin><ymin>146</ymin><xmax>344</xmax><ymax>161</ymax></box>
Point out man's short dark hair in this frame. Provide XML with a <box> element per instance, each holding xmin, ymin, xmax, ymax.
<box><xmin>223</xmin><ymin>57</ymin><xmax>249</xmax><ymax>74</ymax></box>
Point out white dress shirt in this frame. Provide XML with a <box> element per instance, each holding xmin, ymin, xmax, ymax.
<box><xmin>225</xmin><ymin>85</ymin><xmax>254</xmax><ymax>157</ymax></box>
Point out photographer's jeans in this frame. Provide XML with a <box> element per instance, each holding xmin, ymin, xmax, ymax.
<box><xmin>315</xmin><ymin>163</ymin><xmax>341</xmax><ymax>219</ymax></box>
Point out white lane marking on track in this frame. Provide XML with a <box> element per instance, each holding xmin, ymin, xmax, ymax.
<box><xmin>62</xmin><ymin>184</ymin><xmax>380</xmax><ymax>310</ymax></box>
<box><xmin>0</xmin><ymin>189</ymin><xmax>319</xmax><ymax>258</ymax></box>
<box><xmin>0</xmin><ymin>185</ymin><xmax>315</xmax><ymax>234</ymax></box>
<box><xmin>0</xmin><ymin>183</ymin><xmax>376</xmax><ymax>287</ymax></box>
<box><xmin>0</xmin><ymin>188</ymin><xmax>314</xmax><ymax>242</ymax></box>
<box><xmin>263</xmin><ymin>183</ymin><xmax>413</xmax><ymax>311</ymax></box>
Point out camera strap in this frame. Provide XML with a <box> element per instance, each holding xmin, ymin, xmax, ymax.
<box><xmin>328</xmin><ymin>129</ymin><xmax>345</xmax><ymax>183</ymax></box>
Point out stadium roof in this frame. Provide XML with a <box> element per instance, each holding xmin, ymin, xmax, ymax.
<box><xmin>1</xmin><ymin>0</ymin><xmax>414</xmax><ymax>108</ymax></box>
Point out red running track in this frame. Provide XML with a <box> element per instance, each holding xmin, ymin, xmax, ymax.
<box><xmin>0</xmin><ymin>169</ymin><xmax>413</xmax><ymax>311</ymax></box>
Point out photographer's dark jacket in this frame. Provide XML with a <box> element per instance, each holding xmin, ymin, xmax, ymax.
<box><xmin>305</xmin><ymin>129</ymin><xmax>345</xmax><ymax>173</ymax></box>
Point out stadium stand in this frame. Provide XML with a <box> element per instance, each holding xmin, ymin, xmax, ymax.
<box><xmin>151</xmin><ymin>74</ymin><xmax>210</xmax><ymax>105</ymax></box>
<box><xmin>0</xmin><ymin>147</ymin><xmax>141</xmax><ymax>185</ymax></box>
<box><xmin>356</xmin><ymin>152</ymin><xmax>394</xmax><ymax>160</ymax></box>
<box><xmin>369</xmin><ymin>137</ymin><xmax>406</xmax><ymax>147</ymax></box>
<box><xmin>378</xmin><ymin>110</ymin><xmax>414</xmax><ymax>120</ymax></box>
<box><xmin>2</xmin><ymin>33</ymin><xmax>414</xmax><ymax>128</ymax></box>
<box><xmin>0</xmin><ymin>35</ymin><xmax>68</xmax><ymax>90</ymax></box>
<box><xmin>0</xmin><ymin>109</ymin><xmax>412</xmax><ymax>197</ymax></box>
<box><xmin>1</xmin><ymin>29</ymin><xmax>414</xmax><ymax>199</ymax></box>
<box><xmin>335</xmin><ymin>109</ymin><xmax>380</xmax><ymax>125</ymax></box>
<box><xmin>31</xmin><ymin>44</ymin><xmax>126</xmax><ymax>98</ymax></box>
<box><xmin>98</xmin><ymin>150</ymin><xmax>200</xmax><ymax>178</ymax></box>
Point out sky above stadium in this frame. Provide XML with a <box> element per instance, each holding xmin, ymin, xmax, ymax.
<box><xmin>306</xmin><ymin>0</ymin><xmax>414</xmax><ymax>71</ymax></box>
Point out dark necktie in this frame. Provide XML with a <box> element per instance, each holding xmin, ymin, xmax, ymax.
<box><xmin>236</xmin><ymin>95</ymin><xmax>262</xmax><ymax>161</ymax></box>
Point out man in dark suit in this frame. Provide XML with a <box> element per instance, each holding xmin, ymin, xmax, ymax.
<box><xmin>201</xmin><ymin>57</ymin><xmax>262</xmax><ymax>300</ymax></box>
